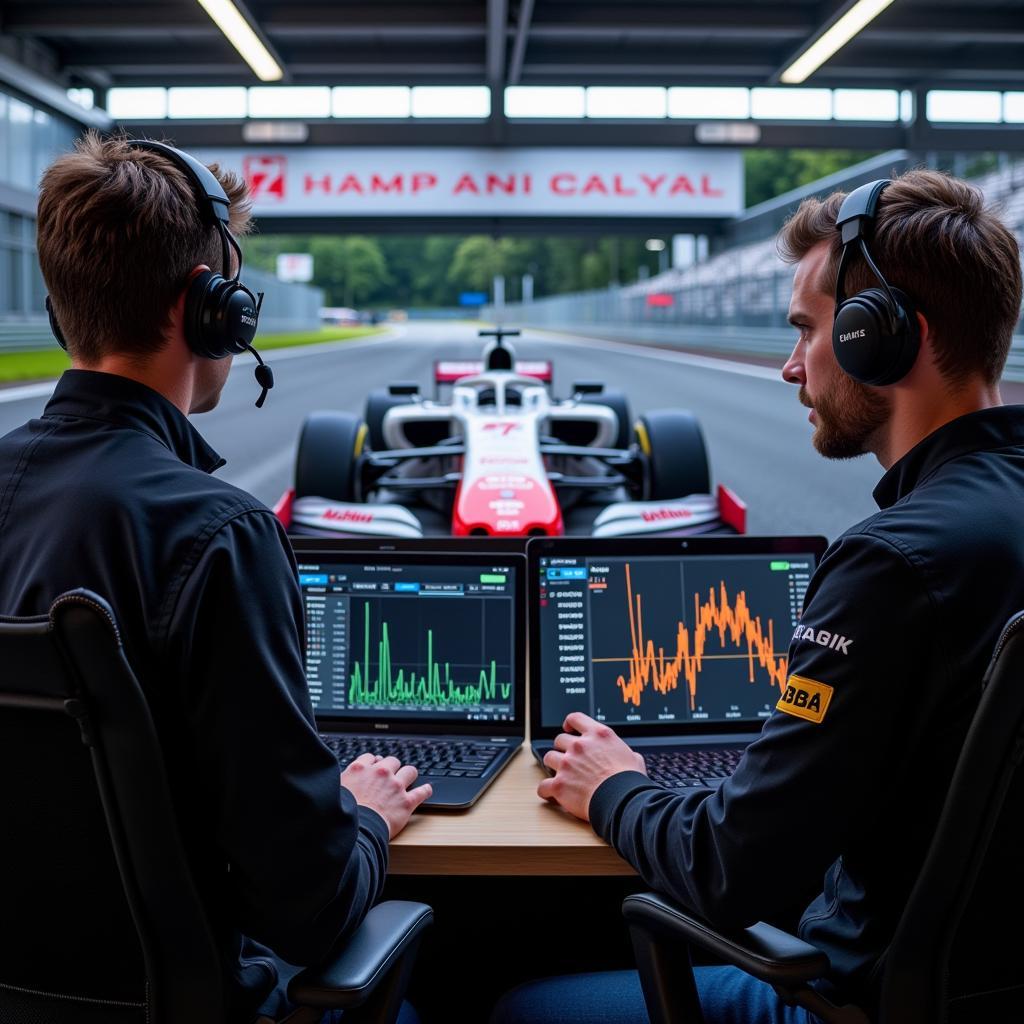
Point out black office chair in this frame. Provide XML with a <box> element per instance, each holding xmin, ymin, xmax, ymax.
<box><xmin>0</xmin><ymin>589</ymin><xmax>431</xmax><ymax>1024</ymax></box>
<box><xmin>623</xmin><ymin>610</ymin><xmax>1024</xmax><ymax>1024</ymax></box>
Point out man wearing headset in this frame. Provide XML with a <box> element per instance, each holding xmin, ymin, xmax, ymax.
<box><xmin>493</xmin><ymin>169</ymin><xmax>1024</xmax><ymax>1023</ymax></box>
<box><xmin>0</xmin><ymin>134</ymin><xmax>429</xmax><ymax>1022</ymax></box>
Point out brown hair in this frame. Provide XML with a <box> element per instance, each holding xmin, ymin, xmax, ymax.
<box><xmin>36</xmin><ymin>131</ymin><xmax>253</xmax><ymax>363</ymax></box>
<box><xmin>778</xmin><ymin>168</ymin><xmax>1022</xmax><ymax>386</ymax></box>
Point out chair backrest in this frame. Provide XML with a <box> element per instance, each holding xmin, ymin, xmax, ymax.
<box><xmin>0</xmin><ymin>590</ymin><xmax>223</xmax><ymax>1024</ymax></box>
<box><xmin>880</xmin><ymin>609</ymin><xmax>1024</xmax><ymax>1024</ymax></box>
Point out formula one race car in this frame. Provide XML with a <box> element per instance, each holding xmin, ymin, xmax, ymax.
<box><xmin>275</xmin><ymin>329</ymin><xmax>746</xmax><ymax>539</ymax></box>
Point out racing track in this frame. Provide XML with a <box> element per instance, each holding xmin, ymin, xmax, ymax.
<box><xmin>0</xmin><ymin>321</ymin><xmax>884</xmax><ymax>543</ymax></box>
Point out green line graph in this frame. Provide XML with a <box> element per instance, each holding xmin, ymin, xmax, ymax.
<box><xmin>348</xmin><ymin>601</ymin><xmax>512</xmax><ymax>708</ymax></box>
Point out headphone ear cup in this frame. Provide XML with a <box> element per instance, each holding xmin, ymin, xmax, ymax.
<box><xmin>221</xmin><ymin>284</ymin><xmax>260</xmax><ymax>353</ymax></box>
<box><xmin>183</xmin><ymin>270</ymin><xmax>221</xmax><ymax>359</ymax></box>
<box><xmin>184</xmin><ymin>271</ymin><xmax>259</xmax><ymax>360</ymax></box>
<box><xmin>45</xmin><ymin>296</ymin><xmax>68</xmax><ymax>351</ymax></box>
<box><xmin>833</xmin><ymin>287</ymin><xmax>920</xmax><ymax>387</ymax></box>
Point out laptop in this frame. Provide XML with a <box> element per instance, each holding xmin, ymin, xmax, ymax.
<box><xmin>528</xmin><ymin>535</ymin><xmax>829</xmax><ymax>789</ymax></box>
<box><xmin>295</xmin><ymin>545</ymin><xmax>526</xmax><ymax>809</ymax></box>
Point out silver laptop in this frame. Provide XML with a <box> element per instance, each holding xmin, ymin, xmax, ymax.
<box><xmin>528</xmin><ymin>535</ymin><xmax>828</xmax><ymax>787</ymax></box>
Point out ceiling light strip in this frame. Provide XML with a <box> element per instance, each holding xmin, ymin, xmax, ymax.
<box><xmin>780</xmin><ymin>0</ymin><xmax>896</xmax><ymax>85</ymax></box>
<box><xmin>196</xmin><ymin>0</ymin><xmax>283</xmax><ymax>82</ymax></box>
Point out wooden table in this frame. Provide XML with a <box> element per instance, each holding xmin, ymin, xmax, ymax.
<box><xmin>389</xmin><ymin>742</ymin><xmax>635</xmax><ymax>876</ymax></box>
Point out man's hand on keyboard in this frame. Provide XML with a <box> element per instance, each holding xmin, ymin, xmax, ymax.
<box><xmin>537</xmin><ymin>712</ymin><xmax>647</xmax><ymax>823</ymax></box>
<box><xmin>340</xmin><ymin>753</ymin><xmax>433</xmax><ymax>839</ymax></box>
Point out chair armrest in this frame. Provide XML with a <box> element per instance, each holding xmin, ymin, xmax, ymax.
<box><xmin>289</xmin><ymin>901</ymin><xmax>433</xmax><ymax>1010</ymax></box>
<box><xmin>623</xmin><ymin>892</ymin><xmax>830</xmax><ymax>987</ymax></box>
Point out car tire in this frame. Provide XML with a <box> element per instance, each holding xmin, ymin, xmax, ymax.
<box><xmin>295</xmin><ymin>410</ymin><xmax>366</xmax><ymax>502</ymax></box>
<box><xmin>636</xmin><ymin>409</ymin><xmax>711</xmax><ymax>499</ymax></box>
<box><xmin>365</xmin><ymin>389</ymin><xmax>414</xmax><ymax>451</ymax></box>
<box><xmin>590</xmin><ymin>387</ymin><xmax>633</xmax><ymax>449</ymax></box>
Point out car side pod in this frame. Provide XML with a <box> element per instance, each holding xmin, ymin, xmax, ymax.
<box><xmin>591</xmin><ymin>484</ymin><xmax>747</xmax><ymax>537</ymax></box>
<box><xmin>282</xmin><ymin>494</ymin><xmax>426</xmax><ymax>539</ymax></box>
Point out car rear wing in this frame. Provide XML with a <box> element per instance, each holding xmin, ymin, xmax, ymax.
<box><xmin>433</xmin><ymin>359</ymin><xmax>553</xmax><ymax>385</ymax></box>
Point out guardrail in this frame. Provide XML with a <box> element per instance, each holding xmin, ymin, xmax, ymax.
<box><xmin>0</xmin><ymin>322</ymin><xmax>53</xmax><ymax>351</ymax></box>
<box><xmin>485</xmin><ymin>313</ymin><xmax>1024</xmax><ymax>383</ymax></box>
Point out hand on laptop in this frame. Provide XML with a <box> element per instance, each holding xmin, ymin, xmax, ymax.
<box><xmin>537</xmin><ymin>712</ymin><xmax>647</xmax><ymax>822</ymax></box>
<box><xmin>341</xmin><ymin>754</ymin><xmax>433</xmax><ymax>838</ymax></box>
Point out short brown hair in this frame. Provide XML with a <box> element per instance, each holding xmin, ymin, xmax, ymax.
<box><xmin>37</xmin><ymin>131</ymin><xmax>253</xmax><ymax>363</ymax></box>
<box><xmin>778</xmin><ymin>169</ymin><xmax>1022</xmax><ymax>386</ymax></box>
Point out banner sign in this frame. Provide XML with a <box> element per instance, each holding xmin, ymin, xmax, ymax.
<box><xmin>276</xmin><ymin>252</ymin><xmax>313</xmax><ymax>282</ymax></box>
<box><xmin>193</xmin><ymin>147</ymin><xmax>743</xmax><ymax>218</ymax></box>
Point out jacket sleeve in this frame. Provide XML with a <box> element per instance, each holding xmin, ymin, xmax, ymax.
<box><xmin>164</xmin><ymin>507</ymin><xmax>388</xmax><ymax>965</ymax></box>
<box><xmin>588</xmin><ymin>531</ymin><xmax>936</xmax><ymax>928</ymax></box>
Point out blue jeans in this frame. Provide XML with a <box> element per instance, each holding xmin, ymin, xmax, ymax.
<box><xmin>490</xmin><ymin>966</ymin><xmax>816</xmax><ymax>1024</ymax></box>
<box><xmin>320</xmin><ymin>1009</ymin><xmax>418</xmax><ymax>1024</ymax></box>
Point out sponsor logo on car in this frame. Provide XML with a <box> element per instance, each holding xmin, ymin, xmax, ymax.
<box><xmin>322</xmin><ymin>508</ymin><xmax>374</xmax><ymax>524</ymax></box>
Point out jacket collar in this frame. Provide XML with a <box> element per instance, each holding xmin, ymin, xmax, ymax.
<box><xmin>43</xmin><ymin>369</ymin><xmax>225</xmax><ymax>473</ymax></box>
<box><xmin>873</xmin><ymin>405</ymin><xmax>1024</xmax><ymax>509</ymax></box>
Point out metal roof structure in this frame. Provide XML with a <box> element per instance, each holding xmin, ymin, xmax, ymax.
<box><xmin>1</xmin><ymin>1</ymin><xmax>1023</xmax><ymax>152</ymax></box>
<box><xmin>3</xmin><ymin>0</ymin><xmax>1023</xmax><ymax>90</ymax></box>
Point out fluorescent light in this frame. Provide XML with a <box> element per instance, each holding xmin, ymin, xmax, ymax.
<box><xmin>411</xmin><ymin>87</ymin><xmax>490</xmax><ymax>118</ymax></box>
<box><xmin>249</xmin><ymin>86</ymin><xmax>330</xmax><ymax>118</ymax></box>
<box><xmin>1006</xmin><ymin>93</ymin><xmax>1024</xmax><ymax>124</ymax></box>
<box><xmin>196</xmin><ymin>0</ymin><xmax>283</xmax><ymax>82</ymax></box>
<box><xmin>168</xmin><ymin>86</ymin><xmax>247</xmax><ymax>118</ymax></box>
<box><xmin>926</xmin><ymin>90</ymin><xmax>1002</xmax><ymax>124</ymax></box>
<box><xmin>505</xmin><ymin>87</ymin><xmax>585</xmax><ymax>118</ymax></box>
<box><xmin>108</xmin><ymin>88</ymin><xmax>168</xmax><ymax>119</ymax></box>
<box><xmin>668</xmin><ymin>87</ymin><xmax>750</xmax><ymax>120</ymax></box>
<box><xmin>780</xmin><ymin>0</ymin><xmax>896</xmax><ymax>84</ymax></box>
<box><xmin>66</xmin><ymin>88</ymin><xmax>95</xmax><ymax>111</ymax></box>
<box><xmin>586</xmin><ymin>87</ymin><xmax>667</xmax><ymax>119</ymax></box>
<box><xmin>333</xmin><ymin>87</ymin><xmax>411</xmax><ymax>118</ymax></box>
<box><xmin>832</xmin><ymin>88</ymin><xmax>898</xmax><ymax>121</ymax></box>
<box><xmin>751</xmin><ymin>88</ymin><xmax>832</xmax><ymax>120</ymax></box>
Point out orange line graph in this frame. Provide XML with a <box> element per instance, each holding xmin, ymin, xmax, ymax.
<box><xmin>616</xmin><ymin>564</ymin><xmax>788</xmax><ymax>709</ymax></box>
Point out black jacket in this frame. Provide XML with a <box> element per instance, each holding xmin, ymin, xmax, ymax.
<box><xmin>0</xmin><ymin>369</ymin><xmax>388</xmax><ymax>1021</ymax></box>
<box><xmin>590</xmin><ymin>404</ymin><xmax>1024</xmax><ymax>1010</ymax></box>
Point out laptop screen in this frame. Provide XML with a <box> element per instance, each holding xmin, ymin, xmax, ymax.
<box><xmin>296</xmin><ymin>551</ymin><xmax>524</xmax><ymax>732</ymax></box>
<box><xmin>529</xmin><ymin>536</ymin><xmax>828</xmax><ymax>737</ymax></box>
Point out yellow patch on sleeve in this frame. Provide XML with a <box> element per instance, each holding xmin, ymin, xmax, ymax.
<box><xmin>776</xmin><ymin>674</ymin><xmax>834</xmax><ymax>724</ymax></box>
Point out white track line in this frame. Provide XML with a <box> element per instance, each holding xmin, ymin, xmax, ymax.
<box><xmin>527</xmin><ymin>328</ymin><xmax>787</xmax><ymax>382</ymax></box>
<box><xmin>0</xmin><ymin>381</ymin><xmax>58</xmax><ymax>404</ymax></box>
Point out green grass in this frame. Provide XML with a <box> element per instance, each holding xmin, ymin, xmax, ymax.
<box><xmin>0</xmin><ymin>325</ymin><xmax>385</xmax><ymax>384</ymax></box>
<box><xmin>256</xmin><ymin>325</ymin><xmax>384</xmax><ymax>351</ymax></box>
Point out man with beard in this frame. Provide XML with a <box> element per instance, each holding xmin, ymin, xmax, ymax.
<box><xmin>491</xmin><ymin>169</ymin><xmax>1024</xmax><ymax>1023</ymax></box>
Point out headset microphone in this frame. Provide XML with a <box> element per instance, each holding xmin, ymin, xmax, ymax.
<box><xmin>246</xmin><ymin>343</ymin><xmax>275</xmax><ymax>409</ymax></box>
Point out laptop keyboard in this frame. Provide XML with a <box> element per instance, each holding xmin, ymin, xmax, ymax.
<box><xmin>642</xmin><ymin>746</ymin><xmax>746</xmax><ymax>789</ymax></box>
<box><xmin>321</xmin><ymin>735</ymin><xmax>505</xmax><ymax>779</ymax></box>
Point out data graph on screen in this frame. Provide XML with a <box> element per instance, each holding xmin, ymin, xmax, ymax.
<box><xmin>537</xmin><ymin>553</ymin><xmax>813</xmax><ymax>726</ymax></box>
<box><xmin>348</xmin><ymin>600</ymin><xmax>512</xmax><ymax>709</ymax></box>
<box><xmin>611</xmin><ymin>563</ymin><xmax>788</xmax><ymax>709</ymax></box>
<box><xmin>301</xmin><ymin>558</ymin><xmax>517</xmax><ymax>722</ymax></box>
<box><xmin>585</xmin><ymin>558</ymin><xmax>797</xmax><ymax>721</ymax></box>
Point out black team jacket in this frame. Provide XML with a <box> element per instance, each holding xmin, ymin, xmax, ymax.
<box><xmin>0</xmin><ymin>369</ymin><xmax>388</xmax><ymax>1022</ymax></box>
<box><xmin>588</xmin><ymin>405</ymin><xmax>1024</xmax><ymax>1012</ymax></box>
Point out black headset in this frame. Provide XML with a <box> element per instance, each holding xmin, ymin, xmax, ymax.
<box><xmin>45</xmin><ymin>139</ymin><xmax>274</xmax><ymax>407</ymax></box>
<box><xmin>832</xmin><ymin>179</ymin><xmax>920</xmax><ymax>387</ymax></box>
